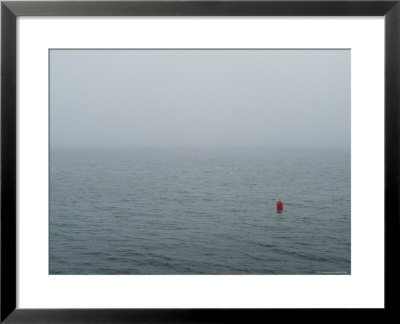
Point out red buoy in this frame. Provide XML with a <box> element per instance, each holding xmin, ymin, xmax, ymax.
<box><xmin>276</xmin><ymin>200</ymin><xmax>284</xmax><ymax>212</ymax></box>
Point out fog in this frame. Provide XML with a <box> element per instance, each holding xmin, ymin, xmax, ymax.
<box><xmin>50</xmin><ymin>49</ymin><xmax>350</xmax><ymax>148</ymax></box>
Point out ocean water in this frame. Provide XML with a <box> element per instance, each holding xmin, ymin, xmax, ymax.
<box><xmin>49</xmin><ymin>147</ymin><xmax>350</xmax><ymax>274</ymax></box>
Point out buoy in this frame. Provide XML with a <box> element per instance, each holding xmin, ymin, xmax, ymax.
<box><xmin>276</xmin><ymin>200</ymin><xmax>284</xmax><ymax>212</ymax></box>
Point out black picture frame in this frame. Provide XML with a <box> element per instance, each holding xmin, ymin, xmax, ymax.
<box><xmin>1</xmin><ymin>0</ymin><xmax>399</xmax><ymax>322</ymax></box>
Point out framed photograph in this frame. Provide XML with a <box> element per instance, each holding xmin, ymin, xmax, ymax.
<box><xmin>1</xmin><ymin>0</ymin><xmax>399</xmax><ymax>322</ymax></box>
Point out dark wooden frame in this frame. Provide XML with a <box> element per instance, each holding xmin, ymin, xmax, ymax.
<box><xmin>1</xmin><ymin>1</ymin><xmax>399</xmax><ymax>322</ymax></box>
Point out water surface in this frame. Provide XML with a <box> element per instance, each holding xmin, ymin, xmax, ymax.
<box><xmin>50</xmin><ymin>147</ymin><xmax>350</xmax><ymax>274</ymax></box>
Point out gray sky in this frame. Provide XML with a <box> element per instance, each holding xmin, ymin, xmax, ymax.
<box><xmin>50</xmin><ymin>49</ymin><xmax>350</xmax><ymax>148</ymax></box>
